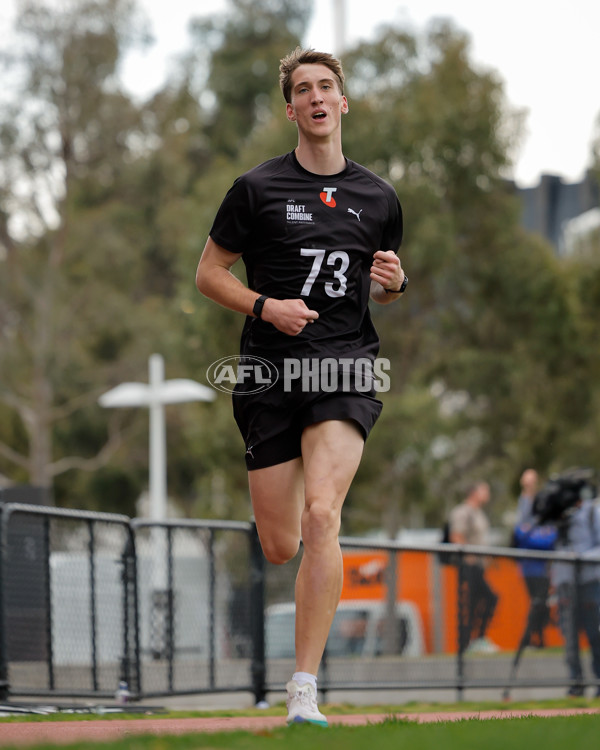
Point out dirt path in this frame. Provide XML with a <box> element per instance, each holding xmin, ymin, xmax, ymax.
<box><xmin>0</xmin><ymin>708</ymin><xmax>598</xmax><ymax>746</ymax></box>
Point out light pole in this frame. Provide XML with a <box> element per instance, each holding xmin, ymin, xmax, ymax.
<box><xmin>99</xmin><ymin>353</ymin><xmax>216</xmax><ymax>658</ymax></box>
<box><xmin>333</xmin><ymin>0</ymin><xmax>347</xmax><ymax>56</ymax></box>
<box><xmin>99</xmin><ymin>353</ymin><xmax>216</xmax><ymax>522</ymax></box>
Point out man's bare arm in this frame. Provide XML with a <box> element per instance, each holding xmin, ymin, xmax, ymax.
<box><xmin>196</xmin><ymin>237</ymin><xmax>319</xmax><ymax>336</ymax></box>
<box><xmin>196</xmin><ymin>237</ymin><xmax>254</xmax><ymax>314</ymax></box>
<box><xmin>369</xmin><ymin>250</ymin><xmax>406</xmax><ymax>304</ymax></box>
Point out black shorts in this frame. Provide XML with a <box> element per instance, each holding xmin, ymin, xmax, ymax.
<box><xmin>233</xmin><ymin>388</ymin><xmax>382</xmax><ymax>471</ymax></box>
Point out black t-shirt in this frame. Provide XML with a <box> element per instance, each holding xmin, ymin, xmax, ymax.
<box><xmin>209</xmin><ymin>151</ymin><xmax>403</xmax><ymax>363</ymax></box>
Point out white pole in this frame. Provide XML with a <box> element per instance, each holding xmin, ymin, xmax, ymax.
<box><xmin>98</xmin><ymin>353</ymin><xmax>216</xmax><ymax>653</ymax></box>
<box><xmin>333</xmin><ymin>0</ymin><xmax>347</xmax><ymax>56</ymax></box>
<box><xmin>149</xmin><ymin>353</ymin><xmax>167</xmax><ymax>524</ymax></box>
<box><xmin>148</xmin><ymin>353</ymin><xmax>168</xmax><ymax>596</ymax></box>
<box><xmin>99</xmin><ymin>354</ymin><xmax>215</xmax><ymax>524</ymax></box>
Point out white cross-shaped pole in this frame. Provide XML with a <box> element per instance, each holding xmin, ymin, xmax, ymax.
<box><xmin>98</xmin><ymin>353</ymin><xmax>216</xmax><ymax>523</ymax></box>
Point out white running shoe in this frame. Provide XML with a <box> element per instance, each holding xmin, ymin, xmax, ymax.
<box><xmin>285</xmin><ymin>680</ymin><xmax>328</xmax><ymax>727</ymax></box>
<box><xmin>466</xmin><ymin>637</ymin><xmax>500</xmax><ymax>654</ymax></box>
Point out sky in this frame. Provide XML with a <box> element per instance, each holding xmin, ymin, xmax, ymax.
<box><xmin>2</xmin><ymin>0</ymin><xmax>599</xmax><ymax>187</ymax></box>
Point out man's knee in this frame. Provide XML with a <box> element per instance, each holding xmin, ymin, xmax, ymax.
<box><xmin>302</xmin><ymin>500</ymin><xmax>341</xmax><ymax>546</ymax></box>
<box><xmin>260</xmin><ymin>533</ymin><xmax>301</xmax><ymax>565</ymax></box>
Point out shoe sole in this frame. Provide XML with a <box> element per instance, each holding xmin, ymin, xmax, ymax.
<box><xmin>287</xmin><ymin>716</ymin><xmax>328</xmax><ymax>727</ymax></box>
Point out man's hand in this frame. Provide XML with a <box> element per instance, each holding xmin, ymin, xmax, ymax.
<box><xmin>261</xmin><ymin>298</ymin><xmax>319</xmax><ymax>336</ymax></box>
<box><xmin>370</xmin><ymin>250</ymin><xmax>404</xmax><ymax>292</ymax></box>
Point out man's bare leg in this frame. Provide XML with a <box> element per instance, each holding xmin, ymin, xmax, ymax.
<box><xmin>248</xmin><ymin>456</ymin><xmax>305</xmax><ymax>565</ymax></box>
<box><xmin>247</xmin><ymin>421</ymin><xmax>363</xmax><ymax>724</ymax></box>
<box><xmin>294</xmin><ymin>420</ymin><xmax>364</xmax><ymax>675</ymax></box>
<box><xmin>247</xmin><ymin>420</ymin><xmax>363</xmax><ymax>674</ymax></box>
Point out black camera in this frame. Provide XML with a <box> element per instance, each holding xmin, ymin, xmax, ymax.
<box><xmin>532</xmin><ymin>469</ymin><xmax>597</xmax><ymax>524</ymax></box>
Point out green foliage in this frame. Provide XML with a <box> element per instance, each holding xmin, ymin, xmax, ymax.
<box><xmin>337</xmin><ymin>21</ymin><xmax>599</xmax><ymax>526</ymax></box>
<box><xmin>0</xmin><ymin>1</ymin><xmax>599</xmax><ymax>531</ymax></box>
<box><xmin>188</xmin><ymin>0</ymin><xmax>312</xmax><ymax>158</ymax></box>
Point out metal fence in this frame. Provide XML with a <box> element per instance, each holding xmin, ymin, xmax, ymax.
<box><xmin>128</xmin><ymin>519</ymin><xmax>265</xmax><ymax>702</ymax></box>
<box><xmin>0</xmin><ymin>505</ymin><xmax>264</xmax><ymax>703</ymax></box>
<box><xmin>0</xmin><ymin>503</ymin><xmax>136</xmax><ymax>700</ymax></box>
<box><xmin>1</xmin><ymin>502</ymin><xmax>599</xmax><ymax>704</ymax></box>
<box><xmin>313</xmin><ymin>538</ymin><xmax>600</xmax><ymax>702</ymax></box>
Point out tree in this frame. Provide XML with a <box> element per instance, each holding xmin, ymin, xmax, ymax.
<box><xmin>180</xmin><ymin>18</ymin><xmax>599</xmax><ymax>528</ymax></box>
<box><xmin>322</xmin><ymin>22</ymin><xmax>517</xmax><ymax>524</ymax></box>
<box><xmin>186</xmin><ymin>0</ymin><xmax>312</xmax><ymax>158</ymax></box>
<box><xmin>320</xmin><ymin>21</ymin><xmax>597</xmax><ymax>528</ymax></box>
<box><xmin>0</xmin><ymin>0</ymin><xmax>310</xmax><ymax>514</ymax></box>
<box><xmin>3</xmin><ymin>3</ymin><xmax>599</xmax><ymax>525</ymax></box>
<box><xmin>0</xmin><ymin>0</ymin><xmax>155</xmax><ymax>499</ymax></box>
<box><xmin>134</xmin><ymin>0</ymin><xmax>313</xmax><ymax>519</ymax></box>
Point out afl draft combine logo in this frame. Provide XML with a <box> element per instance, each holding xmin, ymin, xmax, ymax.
<box><xmin>320</xmin><ymin>187</ymin><xmax>337</xmax><ymax>207</ymax></box>
<box><xmin>207</xmin><ymin>355</ymin><xmax>278</xmax><ymax>394</ymax></box>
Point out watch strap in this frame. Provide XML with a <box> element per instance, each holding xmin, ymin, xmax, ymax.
<box><xmin>385</xmin><ymin>274</ymin><xmax>408</xmax><ymax>294</ymax></box>
<box><xmin>253</xmin><ymin>294</ymin><xmax>269</xmax><ymax>319</ymax></box>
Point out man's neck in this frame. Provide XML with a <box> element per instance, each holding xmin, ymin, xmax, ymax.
<box><xmin>294</xmin><ymin>142</ymin><xmax>346</xmax><ymax>176</ymax></box>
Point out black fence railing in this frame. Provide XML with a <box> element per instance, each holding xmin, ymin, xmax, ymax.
<box><xmin>1</xmin><ymin>502</ymin><xmax>599</xmax><ymax>704</ymax></box>
<box><xmin>128</xmin><ymin>518</ymin><xmax>264</xmax><ymax>702</ymax></box>
<box><xmin>0</xmin><ymin>503</ymin><xmax>136</xmax><ymax>700</ymax></box>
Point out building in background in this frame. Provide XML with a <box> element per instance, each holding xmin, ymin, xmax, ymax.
<box><xmin>516</xmin><ymin>171</ymin><xmax>600</xmax><ymax>255</ymax></box>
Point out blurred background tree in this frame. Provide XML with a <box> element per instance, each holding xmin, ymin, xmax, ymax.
<box><xmin>0</xmin><ymin>0</ymin><xmax>598</xmax><ymax>534</ymax></box>
<box><xmin>0</xmin><ymin>0</ymin><xmax>158</xmax><ymax>513</ymax></box>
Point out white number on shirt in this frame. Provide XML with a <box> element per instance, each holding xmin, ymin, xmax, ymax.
<box><xmin>325</xmin><ymin>250</ymin><xmax>349</xmax><ymax>297</ymax></box>
<box><xmin>300</xmin><ymin>248</ymin><xmax>349</xmax><ymax>297</ymax></box>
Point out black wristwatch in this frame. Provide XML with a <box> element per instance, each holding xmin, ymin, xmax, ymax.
<box><xmin>385</xmin><ymin>274</ymin><xmax>408</xmax><ymax>294</ymax></box>
<box><xmin>253</xmin><ymin>294</ymin><xmax>269</xmax><ymax>319</ymax></box>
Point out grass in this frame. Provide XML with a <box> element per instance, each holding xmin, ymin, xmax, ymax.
<box><xmin>1</xmin><ymin>714</ymin><xmax>599</xmax><ymax>750</ymax></box>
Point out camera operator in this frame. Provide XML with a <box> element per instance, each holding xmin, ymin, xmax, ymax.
<box><xmin>545</xmin><ymin>476</ymin><xmax>600</xmax><ymax>697</ymax></box>
<box><xmin>512</xmin><ymin>469</ymin><xmax>556</xmax><ymax>650</ymax></box>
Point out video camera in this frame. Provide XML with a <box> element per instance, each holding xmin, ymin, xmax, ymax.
<box><xmin>532</xmin><ymin>468</ymin><xmax>597</xmax><ymax>525</ymax></box>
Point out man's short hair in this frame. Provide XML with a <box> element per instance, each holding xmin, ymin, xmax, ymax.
<box><xmin>466</xmin><ymin>481</ymin><xmax>489</xmax><ymax>499</ymax></box>
<box><xmin>279</xmin><ymin>47</ymin><xmax>345</xmax><ymax>103</ymax></box>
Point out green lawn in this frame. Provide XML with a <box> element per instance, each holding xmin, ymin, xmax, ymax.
<box><xmin>2</xmin><ymin>715</ymin><xmax>599</xmax><ymax>750</ymax></box>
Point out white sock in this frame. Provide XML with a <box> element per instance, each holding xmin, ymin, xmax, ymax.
<box><xmin>292</xmin><ymin>672</ymin><xmax>317</xmax><ymax>692</ymax></box>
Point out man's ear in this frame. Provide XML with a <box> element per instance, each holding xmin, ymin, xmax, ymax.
<box><xmin>286</xmin><ymin>102</ymin><xmax>296</xmax><ymax>122</ymax></box>
<box><xmin>341</xmin><ymin>96</ymin><xmax>349</xmax><ymax>114</ymax></box>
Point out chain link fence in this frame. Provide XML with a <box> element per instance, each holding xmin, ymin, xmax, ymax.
<box><xmin>0</xmin><ymin>503</ymin><xmax>134</xmax><ymax>699</ymax></box>
<box><xmin>129</xmin><ymin>519</ymin><xmax>263</xmax><ymax>700</ymax></box>
<box><xmin>1</xmin><ymin>502</ymin><xmax>599</xmax><ymax>704</ymax></box>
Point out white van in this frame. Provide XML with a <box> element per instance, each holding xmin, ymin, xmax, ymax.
<box><xmin>265</xmin><ymin>599</ymin><xmax>424</xmax><ymax>659</ymax></box>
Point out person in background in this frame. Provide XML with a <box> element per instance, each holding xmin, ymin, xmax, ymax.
<box><xmin>449</xmin><ymin>481</ymin><xmax>499</xmax><ymax>654</ymax></box>
<box><xmin>552</xmin><ymin>490</ymin><xmax>600</xmax><ymax>697</ymax></box>
<box><xmin>513</xmin><ymin>469</ymin><xmax>555</xmax><ymax>649</ymax></box>
<box><xmin>515</xmin><ymin>468</ymin><xmax>539</xmax><ymax>527</ymax></box>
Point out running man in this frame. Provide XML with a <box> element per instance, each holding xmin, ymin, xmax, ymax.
<box><xmin>196</xmin><ymin>47</ymin><xmax>406</xmax><ymax>725</ymax></box>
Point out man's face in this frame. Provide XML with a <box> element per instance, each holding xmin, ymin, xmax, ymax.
<box><xmin>286</xmin><ymin>63</ymin><xmax>348</xmax><ymax>139</ymax></box>
<box><xmin>520</xmin><ymin>470</ymin><xmax>538</xmax><ymax>496</ymax></box>
<box><xmin>477</xmin><ymin>483</ymin><xmax>491</xmax><ymax>507</ymax></box>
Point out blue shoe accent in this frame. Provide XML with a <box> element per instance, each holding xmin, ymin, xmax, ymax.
<box><xmin>289</xmin><ymin>715</ymin><xmax>328</xmax><ymax>727</ymax></box>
